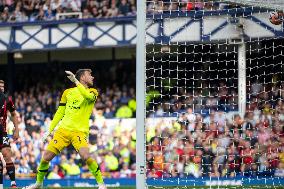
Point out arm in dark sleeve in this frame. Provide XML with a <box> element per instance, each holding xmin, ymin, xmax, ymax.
<box><xmin>7</xmin><ymin>96</ymin><xmax>15</xmax><ymax>112</ymax></box>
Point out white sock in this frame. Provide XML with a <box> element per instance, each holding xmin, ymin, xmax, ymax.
<box><xmin>0</xmin><ymin>184</ymin><xmax>3</xmax><ymax>189</ymax></box>
<box><xmin>11</xmin><ymin>180</ymin><xmax>16</xmax><ymax>185</ymax></box>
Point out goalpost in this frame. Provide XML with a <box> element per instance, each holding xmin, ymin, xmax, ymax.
<box><xmin>136</xmin><ymin>0</ymin><xmax>284</xmax><ymax>189</ymax></box>
<box><xmin>136</xmin><ymin>0</ymin><xmax>146</xmax><ymax>188</ymax></box>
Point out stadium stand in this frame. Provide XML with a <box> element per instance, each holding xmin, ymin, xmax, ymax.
<box><xmin>1</xmin><ymin>58</ymin><xmax>282</xmax><ymax>179</ymax></box>
<box><xmin>0</xmin><ymin>0</ymin><xmax>282</xmax><ymax>185</ymax></box>
<box><xmin>0</xmin><ymin>0</ymin><xmax>239</xmax><ymax>22</ymax></box>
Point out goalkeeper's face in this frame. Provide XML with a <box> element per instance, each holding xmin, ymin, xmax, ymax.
<box><xmin>82</xmin><ymin>70</ymin><xmax>94</xmax><ymax>87</ymax></box>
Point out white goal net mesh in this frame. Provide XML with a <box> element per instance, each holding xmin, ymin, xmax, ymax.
<box><xmin>145</xmin><ymin>1</ymin><xmax>284</xmax><ymax>188</ymax></box>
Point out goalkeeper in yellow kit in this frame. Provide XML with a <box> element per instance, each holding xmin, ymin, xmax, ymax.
<box><xmin>23</xmin><ymin>69</ymin><xmax>107</xmax><ymax>189</ymax></box>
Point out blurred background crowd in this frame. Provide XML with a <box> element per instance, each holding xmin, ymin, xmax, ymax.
<box><xmin>0</xmin><ymin>0</ymin><xmax>238</xmax><ymax>22</ymax></box>
<box><xmin>1</xmin><ymin>60</ymin><xmax>284</xmax><ymax>179</ymax></box>
<box><xmin>2</xmin><ymin>61</ymin><xmax>139</xmax><ymax>179</ymax></box>
<box><xmin>0</xmin><ymin>0</ymin><xmax>282</xmax><ymax>184</ymax></box>
<box><xmin>147</xmin><ymin>104</ymin><xmax>284</xmax><ymax>178</ymax></box>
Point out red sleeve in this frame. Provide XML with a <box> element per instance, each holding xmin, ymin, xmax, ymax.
<box><xmin>7</xmin><ymin>96</ymin><xmax>15</xmax><ymax>112</ymax></box>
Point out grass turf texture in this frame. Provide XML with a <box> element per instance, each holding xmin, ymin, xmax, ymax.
<box><xmin>11</xmin><ymin>186</ymin><xmax>284</xmax><ymax>189</ymax></box>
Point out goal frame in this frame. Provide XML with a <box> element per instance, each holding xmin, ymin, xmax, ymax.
<box><xmin>136</xmin><ymin>0</ymin><xmax>147</xmax><ymax>188</ymax></box>
<box><xmin>135</xmin><ymin>1</ymin><xmax>283</xmax><ymax>188</ymax></box>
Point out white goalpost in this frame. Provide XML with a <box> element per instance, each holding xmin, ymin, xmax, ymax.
<box><xmin>136</xmin><ymin>0</ymin><xmax>146</xmax><ymax>188</ymax></box>
<box><xmin>136</xmin><ymin>0</ymin><xmax>284</xmax><ymax>189</ymax></box>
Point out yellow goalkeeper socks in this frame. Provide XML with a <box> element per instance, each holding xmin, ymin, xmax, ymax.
<box><xmin>86</xmin><ymin>158</ymin><xmax>104</xmax><ymax>184</ymax></box>
<box><xmin>36</xmin><ymin>159</ymin><xmax>50</xmax><ymax>184</ymax></box>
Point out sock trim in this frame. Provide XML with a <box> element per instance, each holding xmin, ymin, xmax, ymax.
<box><xmin>38</xmin><ymin>169</ymin><xmax>48</xmax><ymax>172</ymax></box>
<box><xmin>94</xmin><ymin>166</ymin><xmax>99</xmax><ymax>173</ymax></box>
<box><xmin>86</xmin><ymin>158</ymin><xmax>100</xmax><ymax>173</ymax></box>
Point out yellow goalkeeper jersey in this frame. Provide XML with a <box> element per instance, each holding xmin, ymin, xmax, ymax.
<box><xmin>49</xmin><ymin>83</ymin><xmax>98</xmax><ymax>134</ymax></box>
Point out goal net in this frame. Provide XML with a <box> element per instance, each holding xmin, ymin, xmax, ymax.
<box><xmin>142</xmin><ymin>0</ymin><xmax>284</xmax><ymax>188</ymax></box>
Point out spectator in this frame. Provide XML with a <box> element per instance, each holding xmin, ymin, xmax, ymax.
<box><xmin>115</xmin><ymin>105</ymin><xmax>133</xmax><ymax>118</ymax></box>
<box><xmin>119</xmin><ymin>163</ymin><xmax>131</xmax><ymax>178</ymax></box>
<box><xmin>44</xmin><ymin>7</ymin><xmax>55</xmax><ymax>20</ymax></box>
<box><xmin>17</xmin><ymin>159</ymin><xmax>31</xmax><ymax>174</ymax></box>
<box><xmin>23</xmin><ymin>0</ymin><xmax>35</xmax><ymax>17</ymax></box>
<box><xmin>61</xmin><ymin>158</ymin><xmax>80</xmax><ymax>178</ymax></box>
<box><xmin>35</xmin><ymin>8</ymin><xmax>45</xmax><ymax>20</ymax></box>
<box><xmin>1</xmin><ymin>7</ymin><xmax>9</xmax><ymax>22</ymax></box>
<box><xmin>69</xmin><ymin>0</ymin><xmax>81</xmax><ymax>12</ymax></box>
<box><xmin>47</xmin><ymin>165</ymin><xmax>63</xmax><ymax>179</ymax></box>
<box><xmin>118</xmin><ymin>0</ymin><xmax>129</xmax><ymax>16</ymax></box>
<box><xmin>107</xmin><ymin>3</ymin><xmax>118</xmax><ymax>17</ymax></box>
<box><xmin>91</xmin><ymin>6</ymin><xmax>100</xmax><ymax>18</ymax></box>
<box><xmin>0</xmin><ymin>0</ymin><xmax>233</xmax><ymax>23</ymax></box>
<box><xmin>99</xmin><ymin>5</ymin><xmax>109</xmax><ymax>18</ymax></box>
<box><xmin>51</xmin><ymin>0</ymin><xmax>61</xmax><ymax>12</ymax></box>
<box><xmin>28</xmin><ymin>156</ymin><xmax>37</xmax><ymax>174</ymax></box>
<box><xmin>127</xmin><ymin>5</ymin><xmax>135</xmax><ymax>16</ymax></box>
<box><xmin>105</xmin><ymin>151</ymin><xmax>119</xmax><ymax>172</ymax></box>
<box><xmin>82</xmin><ymin>8</ymin><xmax>91</xmax><ymax>18</ymax></box>
<box><xmin>89</xmin><ymin>125</ymin><xmax>99</xmax><ymax>145</ymax></box>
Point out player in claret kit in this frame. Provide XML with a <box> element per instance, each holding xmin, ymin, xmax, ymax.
<box><xmin>0</xmin><ymin>80</ymin><xmax>19</xmax><ymax>188</ymax></box>
<box><xmin>23</xmin><ymin>69</ymin><xmax>107</xmax><ymax>189</ymax></box>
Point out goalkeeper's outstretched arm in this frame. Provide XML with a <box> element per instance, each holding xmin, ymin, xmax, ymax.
<box><xmin>65</xmin><ymin>70</ymin><xmax>98</xmax><ymax>101</ymax></box>
<box><xmin>76</xmin><ymin>83</ymin><xmax>98</xmax><ymax>101</ymax></box>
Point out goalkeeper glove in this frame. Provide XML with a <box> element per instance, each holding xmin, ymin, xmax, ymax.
<box><xmin>65</xmin><ymin>71</ymin><xmax>79</xmax><ymax>84</ymax></box>
<box><xmin>42</xmin><ymin>131</ymin><xmax>50</xmax><ymax>143</ymax></box>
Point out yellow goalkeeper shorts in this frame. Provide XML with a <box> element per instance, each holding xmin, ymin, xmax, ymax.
<box><xmin>46</xmin><ymin>127</ymin><xmax>88</xmax><ymax>155</ymax></box>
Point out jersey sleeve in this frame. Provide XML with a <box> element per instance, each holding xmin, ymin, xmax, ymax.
<box><xmin>76</xmin><ymin>83</ymin><xmax>98</xmax><ymax>102</ymax></box>
<box><xmin>59</xmin><ymin>89</ymin><xmax>68</xmax><ymax>105</ymax></box>
<box><xmin>7</xmin><ymin>96</ymin><xmax>15</xmax><ymax>112</ymax></box>
<box><xmin>90</xmin><ymin>88</ymin><xmax>99</xmax><ymax>101</ymax></box>
<box><xmin>48</xmin><ymin>89</ymin><xmax>69</xmax><ymax>133</ymax></box>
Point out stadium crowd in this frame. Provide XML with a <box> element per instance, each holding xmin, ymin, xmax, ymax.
<box><xmin>0</xmin><ymin>0</ymin><xmax>235</xmax><ymax>22</ymax></box>
<box><xmin>1</xmin><ymin>72</ymin><xmax>283</xmax><ymax>179</ymax></box>
<box><xmin>1</xmin><ymin>61</ymin><xmax>139</xmax><ymax>179</ymax></box>
<box><xmin>1</xmin><ymin>47</ymin><xmax>283</xmax><ymax>179</ymax></box>
<box><xmin>147</xmin><ymin>108</ymin><xmax>284</xmax><ymax>179</ymax></box>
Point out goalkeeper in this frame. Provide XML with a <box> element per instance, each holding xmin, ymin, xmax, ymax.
<box><xmin>23</xmin><ymin>69</ymin><xmax>106</xmax><ymax>189</ymax></box>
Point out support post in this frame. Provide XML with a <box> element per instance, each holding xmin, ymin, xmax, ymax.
<box><xmin>238</xmin><ymin>42</ymin><xmax>246</xmax><ymax>118</ymax></box>
<box><xmin>136</xmin><ymin>0</ymin><xmax>146</xmax><ymax>187</ymax></box>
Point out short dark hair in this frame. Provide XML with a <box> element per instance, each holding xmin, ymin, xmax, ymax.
<box><xmin>75</xmin><ymin>69</ymin><xmax>92</xmax><ymax>80</ymax></box>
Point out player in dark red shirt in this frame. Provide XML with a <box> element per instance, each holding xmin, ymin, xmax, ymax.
<box><xmin>0</xmin><ymin>80</ymin><xmax>19</xmax><ymax>188</ymax></box>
